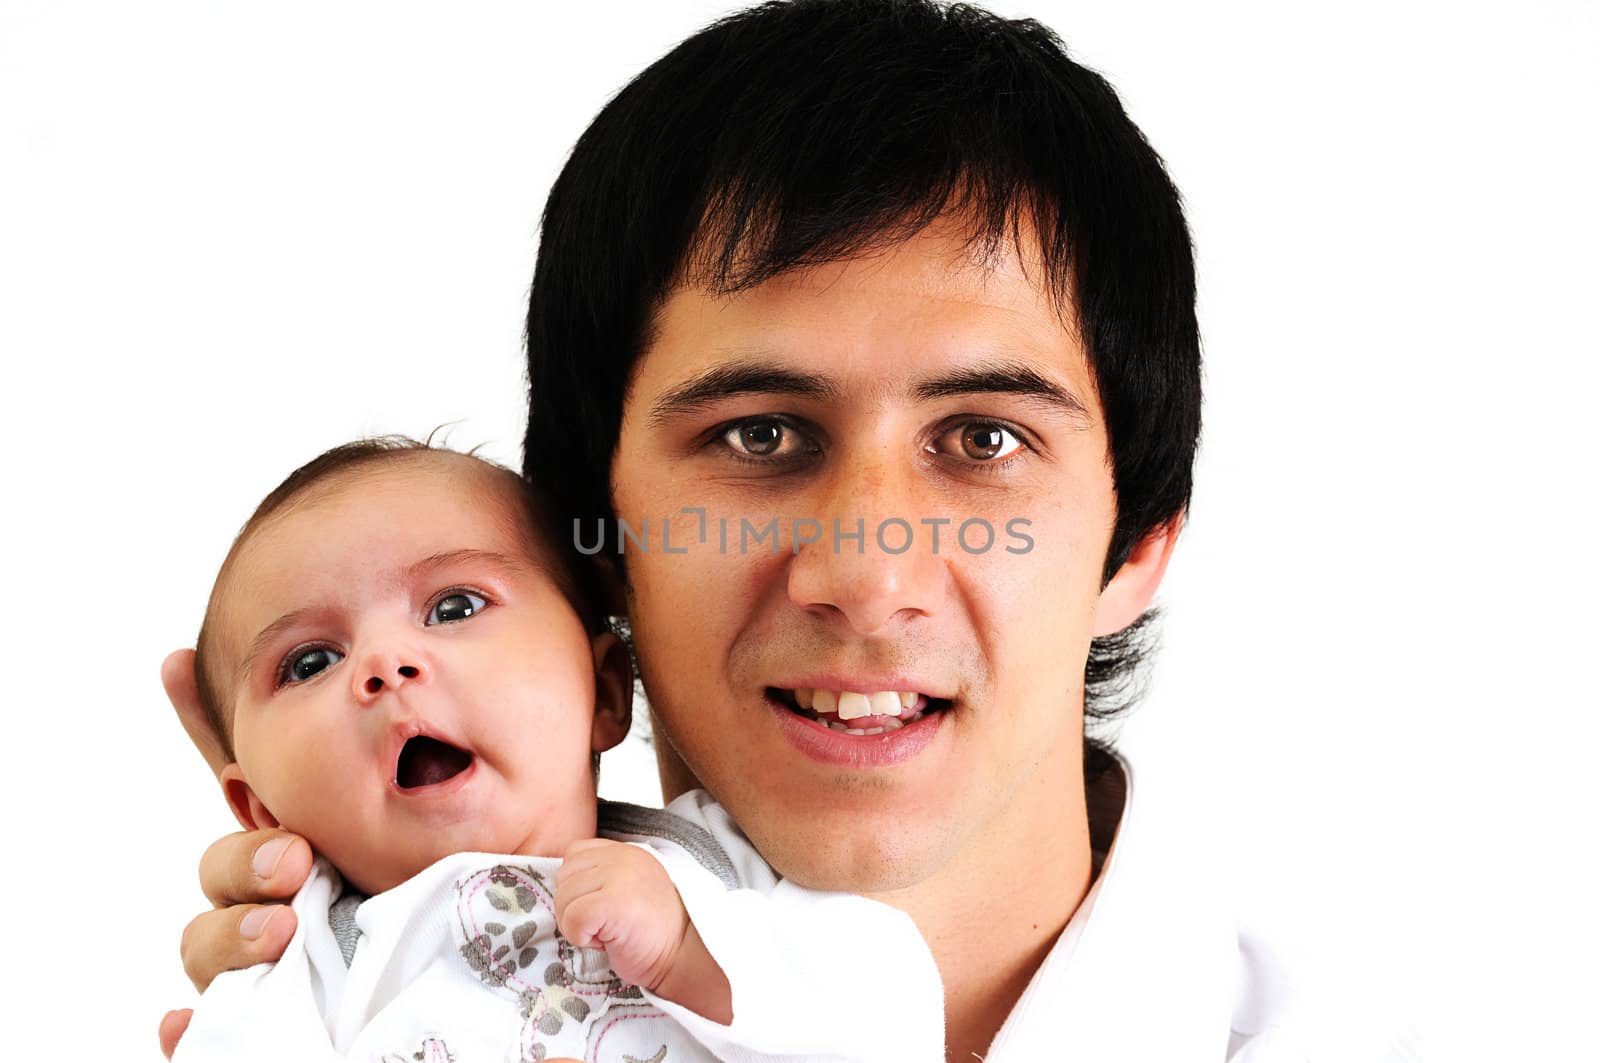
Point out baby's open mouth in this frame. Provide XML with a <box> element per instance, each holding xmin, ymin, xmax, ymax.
<box><xmin>767</xmin><ymin>687</ymin><xmax>952</xmax><ymax>735</ymax></box>
<box><xmin>395</xmin><ymin>735</ymin><xmax>474</xmax><ymax>790</ymax></box>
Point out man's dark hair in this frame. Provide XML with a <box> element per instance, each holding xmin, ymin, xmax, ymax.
<box><xmin>523</xmin><ymin>0</ymin><xmax>1201</xmax><ymax>760</ymax></box>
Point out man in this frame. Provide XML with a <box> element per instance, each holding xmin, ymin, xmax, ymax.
<box><xmin>163</xmin><ymin>1</ymin><xmax>1403</xmax><ymax>1058</ymax></box>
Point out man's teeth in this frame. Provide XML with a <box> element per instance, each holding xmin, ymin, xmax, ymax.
<box><xmin>789</xmin><ymin>688</ymin><xmax>926</xmax><ymax>721</ymax></box>
<box><xmin>821</xmin><ymin>716</ymin><xmax>913</xmax><ymax>735</ymax></box>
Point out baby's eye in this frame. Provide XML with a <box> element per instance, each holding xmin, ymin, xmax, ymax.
<box><xmin>428</xmin><ymin>591</ymin><xmax>487</xmax><ymax>625</ymax></box>
<box><xmin>281</xmin><ymin>646</ymin><xmax>343</xmax><ymax>686</ymax></box>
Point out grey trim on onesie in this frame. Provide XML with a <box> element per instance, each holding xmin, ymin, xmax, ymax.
<box><xmin>597</xmin><ymin>799</ymin><xmax>742</xmax><ymax>890</ymax></box>
<box><xmin>324</xmin><ymin>799</ymin><xmax>740</xmax><ymax>968</ymax></box>
<box><xmin>328</xmin><ymin>893</ymin><xmax>363</xmax><ymax>967</ymax></box>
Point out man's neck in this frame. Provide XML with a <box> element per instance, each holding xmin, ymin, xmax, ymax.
<box><xmin>867</xmin><ymin>738</ymin><xmax>1105</xmax><ymax>1063</ymax></box>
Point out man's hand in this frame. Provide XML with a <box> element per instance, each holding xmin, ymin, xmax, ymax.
<box><xmin>158</xmin><ymin>1010</ymin><xmax>191</xmax><ymax>1059</ymax></box>
<box><xmin>554</xmin><ymin>839</ymin><xmax>732</xmax><ymax>1023</ymax></box>
<box><xmin>181</xmin><ymin>829</ymin><xmax>311</xmax><ymax>989</ymax></box>
<box><xmin>160</xmin><ymin>649</ymin><xmax>314</xmax><ymax>1058</ymax></box>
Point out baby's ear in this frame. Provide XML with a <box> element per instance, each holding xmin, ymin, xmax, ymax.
<box><xmin>220</xmin><ymin>763</ymin><xmax>282</xmax><ymax>832</ymax></box>
<box><xmin>589</xmin><ymin>630</ymin><xmax>633</xmax><ymax>754</ymax></box>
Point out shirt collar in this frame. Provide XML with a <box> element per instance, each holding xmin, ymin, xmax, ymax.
<box><xmin>983</xmin><ymin>752</ymin><xmax>1238</xmax><ymax>1061</ymax></box>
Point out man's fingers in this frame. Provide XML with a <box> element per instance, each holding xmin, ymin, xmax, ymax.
<box><xmin>158</xmin><ymin>1009</ymin><xmax>192</xmax><ymax>1060</ymax></box>
<box><xmin>179</xmin><ymin>903</ymin><xmax>298</xmax><ymax>992</ymax></box>
<box><xmin>163</xmin><ymin>648</ymin><xmax>228</xmax><ymax>779</ymax></box>
<box><xmin>198</xmin><ymin>829</ymin><xmax>312</xmax><ymax>907</ymax></box>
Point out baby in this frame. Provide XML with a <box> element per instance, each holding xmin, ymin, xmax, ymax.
<box><xmin>173</xmin><ymin>438</ymin><xmax>942</xmax><ymax>1063</ymax></box>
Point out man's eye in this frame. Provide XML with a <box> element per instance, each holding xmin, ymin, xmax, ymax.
<box><xmin>281</xmin><ymin>646</ymin><xmax>344</xmax><ymax>685</ymax></box>
<box><xmin>719</xmin><ymin>419</ymin><xmax>816</xmax><ymax>461</ymax></box>
<box><xmin>427</xmin><ymin>591</ymin><xmax>487</xmax><ymax>625</ymax></box>
<box><xmin>933</xmin><ymin>422</ymin><xmax>1025</xmax><ymax>462</ymax></box>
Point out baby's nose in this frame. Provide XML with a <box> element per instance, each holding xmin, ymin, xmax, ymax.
<box><xmin>360</xmin><ymin>665</ymin><xmax>416</xmax><ymax>697</ymax></box>
<box><xmin>356</xmin><ymin>661</ymin><xmax>423</xmax><ymax>700</ymax></box>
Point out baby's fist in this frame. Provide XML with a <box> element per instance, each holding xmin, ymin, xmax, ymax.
<box><xmin>554</xmin><ymin>839</ymin><xmax>690</xmax><ymax>991</ymax></box>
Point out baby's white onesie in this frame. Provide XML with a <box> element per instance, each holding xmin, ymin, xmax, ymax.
<box><xmin>173</xmin><ymin>790</ymin><xmax>944</xmax><ymax>1063</ymax></box>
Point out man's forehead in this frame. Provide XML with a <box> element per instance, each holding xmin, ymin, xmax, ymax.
<box><xmin>637</xmin><ymin>282</ymin><xmax>1092</xmax><ymax>432</ymax></box>
<box><xmin>675</xmin><ymin>213</ymin><xmax>1068</xmax><ymax>317</ymax></box>
<box><xmin>639</xmin><ymin>215</ymin><xmax>1090</xmax><ymax>403</ymax></box>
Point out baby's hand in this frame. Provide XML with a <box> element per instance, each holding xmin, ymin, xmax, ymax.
<box><xmin>555</xmin><ymin>839</ymin><xmax>732</xmax><ymax>1021</ymax></box>
<box><xmin>554</xmin><ymin>838</ymin><xmax>690</xmax><ymax>992</ymax></box>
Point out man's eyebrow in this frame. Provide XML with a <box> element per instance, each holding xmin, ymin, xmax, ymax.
<box><xmin>910</xmin><ymin>361</ymin><xmax>1092</xmax><ymax>422</ymax></box>
<box><xmin>648</xmin><ymin>363</ymin><xmax>842</xmax><ymax>427</ymax></box>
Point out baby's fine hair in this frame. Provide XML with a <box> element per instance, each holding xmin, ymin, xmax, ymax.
<box><xmin>191</xmin><ymin>436</ymin><xmax>601</xmax><ymax>762</ymax></box>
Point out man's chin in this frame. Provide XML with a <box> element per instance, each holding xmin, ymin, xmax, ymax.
<box><xmin>742</xmin><ymin>810</ymin><xmax>957</xmax><ymax>895</ymax></box>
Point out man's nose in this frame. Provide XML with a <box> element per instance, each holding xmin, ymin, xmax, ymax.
<box><xmin>352</xmin><ymin>650</ymin><xmax>426</xmax><ymax>704</ymax></box>
<box><xmin>785</xmin><ymin>453</ymin><xmax>948</xmax><ymax>635</ymax></box>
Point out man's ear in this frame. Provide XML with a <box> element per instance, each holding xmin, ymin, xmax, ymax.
<box><xmin>220</xmin><ymin>763</ymin><xmax>281</xmax><ymax>832</ymax></box>
<box><xmin>589</xmin><ymin>630</ymin><xmax>633</xmax><ymax>754</ymax></box>
<box><xmin>1092</xmin><ymin>513</ymin><xmax>1183</xmax><ymax>638</ymax></box>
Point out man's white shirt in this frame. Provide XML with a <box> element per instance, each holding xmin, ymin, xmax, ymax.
<box><xmin>981</xmin><ymin>756</ymin><xmax>1420</xmax><ymax>1062</ymax></box>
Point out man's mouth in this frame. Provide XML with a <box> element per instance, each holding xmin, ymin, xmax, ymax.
<box><xmin>766</xmin><ymin>686</ymin><xmax>952</xmax><ymax>735</ymax></box>
<box><xmin>395</xmin><ymin>735</ymin><xmax>475</xmax><ymax>790</ymax></box>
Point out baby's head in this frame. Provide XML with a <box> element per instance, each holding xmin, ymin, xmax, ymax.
<box><xmin>194</xmin><ymin>438</ymin><xmax>631</xmax><ymax>894</ymax></box>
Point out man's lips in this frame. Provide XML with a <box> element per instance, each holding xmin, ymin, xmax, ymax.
<box><xmin>764</xmin><ymin>686</ymin><xmax>948</xmax><ymax>768</ymax></box>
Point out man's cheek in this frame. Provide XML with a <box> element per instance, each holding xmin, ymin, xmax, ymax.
<box><xmin>966</xmin><ymin>537</ymin><xmax>1059</xmax><ymax>606</ymax></box>
<box><xmin>631</xmin><ymin>558</ymin><xmax>732</xmax><ymax>689</ymax></box>
<box><xmin>974</xmin><ymin>542</ymin><xmax>1094</xmax><ymax>665</ymax></box>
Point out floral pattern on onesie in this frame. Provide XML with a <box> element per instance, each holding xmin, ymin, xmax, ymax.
<box><xmin>452</xmin><ymin>863</ymin><xmax>698</xmax><ymax>1063</ymax></box>
<box><xmin>382</xmin><ymin>1037</ymin><xmax>455</xmax><ymax>1063</ymax></box>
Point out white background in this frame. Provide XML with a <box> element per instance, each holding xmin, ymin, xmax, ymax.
<box><xmin>2</xmin><ymin>1</ymin><xmax>1595</xmax><ymax>1058</ymax></box>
